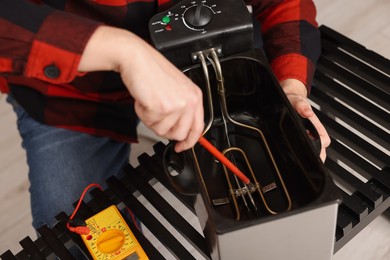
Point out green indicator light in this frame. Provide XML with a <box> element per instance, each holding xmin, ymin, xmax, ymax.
<box><xmin>162</xmin><ymin>16</ymin><xmax>170</xmax><ymax>24</ymax></box>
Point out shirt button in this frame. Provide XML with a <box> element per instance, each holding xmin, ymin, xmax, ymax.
<box><xmin>44</xmin><ymin>65</ymin><xmax>60</xmax><ymax>79</ymax></box>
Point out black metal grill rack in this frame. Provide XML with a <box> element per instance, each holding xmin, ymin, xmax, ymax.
<box><xmin>312</xmin><ymin>25</ymin><xmax>390</xmax><ymax>252</ymax></box>
<box><xmin>1</xmin><ymin>25</ymin><xmax>389</xmax><ymax>260</ymax></box>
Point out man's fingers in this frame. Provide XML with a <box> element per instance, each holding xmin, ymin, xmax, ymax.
<box><xmin>289</xmin><ymin>95</ymin><xmax>314</xmax><ymax>118</ymax></box>
<box><xmin>308</xmin><ymin>114</ymin><xmax>331</xmax><ymax>149</ymax></box>
<box><xmin>134</xmin><ymin>85</ymin><xmax>203</xmax><ymax>150</ymax></box>
<box><xmin>320</xmin><ymin>148</ymin><xmax>327</xmax><ymax>162</ymax></box>
<box><xmin>174</xmin><ymin>100</ymin><xmax>204</xmax><ymax>152</ymax></box>
<box><xmin>135</xmin><ymin>99</ymin><xmax>182</xmax><ymax>127</ymax></box>
<box><xmin>287</xmin><ymin>95</ymin><xmax>331</xmax><ymax>162</ymax></box>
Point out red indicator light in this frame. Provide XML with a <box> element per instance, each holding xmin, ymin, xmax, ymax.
<box><xmin>165</xmin><ymin>24</ymin><xmax>172</xmax><ymax>31</ymax></box>
<box><xmin>86</xmin><ymin>235</ymin><xmax>93</xmax><ymax>240</ymax></box>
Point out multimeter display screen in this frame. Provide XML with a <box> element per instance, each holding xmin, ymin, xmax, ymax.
<box><xmin>125</xmin><ymin>252</ymin><xmax>139</xmax><ymax>260</ymax></box>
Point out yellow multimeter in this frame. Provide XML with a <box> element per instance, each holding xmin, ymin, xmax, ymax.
<box><xmin>81</xmin><ymin>205</ymin><xmax>148</xmax><ymax>260</ymax></box>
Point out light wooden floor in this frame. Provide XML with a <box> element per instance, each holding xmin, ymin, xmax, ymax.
<box><xmin>1</xmin><ymin>0</ymin><xmax>389</xmax><ymax>259</ymax></box>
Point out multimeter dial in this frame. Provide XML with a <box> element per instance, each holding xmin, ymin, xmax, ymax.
<box><xmin>96</xmin><ymin>229</ymin><xmax>125</xmax><ymax>254</ymax></box>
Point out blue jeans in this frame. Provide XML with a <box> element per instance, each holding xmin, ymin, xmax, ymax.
<box><xmin>6</xmin><ymin>95</ymin><xmax>131</xmax><ymax>230</ymax></box>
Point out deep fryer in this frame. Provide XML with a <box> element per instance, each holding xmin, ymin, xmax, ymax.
<box><xmin>148</xmin><ymin>0</ymin><xmax>340</xmax><ymax>259</ymax></box>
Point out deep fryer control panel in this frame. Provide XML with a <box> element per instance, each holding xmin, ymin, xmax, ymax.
<box><xmin>149</xmin><ymin>0</ymin><xmax>254</xmax><ymax>68</ymax></box>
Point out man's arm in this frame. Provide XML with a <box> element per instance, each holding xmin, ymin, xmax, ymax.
<box><xmin>78</xmin><ymin>26</ymin><xmax>204</xmax><ymax>152</ymax></box>
<box><xmin>247</xmin><ymin>0</ymin><xmax>320</xmax><ymax>90</ymax></box>
<box><xmin>248</xmin><ymin>0</ymin><xmax>330</xmax><ymax>161</ymax></box>
<box><xmin>0</xmin><ymin>0</ymin><xmax>204</xmax><ymax>152</ymax></box>
<box><xmin>0</xmin><ymin>0</ymin><xmax>101</xmax><ymax>87</ymax></box>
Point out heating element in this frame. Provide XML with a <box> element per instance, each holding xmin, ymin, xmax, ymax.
<box><xmin>191</xmin><ymin>48</ymin><xmax>292</xmax><ymax>220</ymax></box>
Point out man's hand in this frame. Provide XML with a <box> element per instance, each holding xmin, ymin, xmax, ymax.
<box><xmin>280</xmin><ymin>79</ymin><xmax>330</xmax><ymax>162</ymax></box>
<box><xmin>78</xmin><ymin>26</ymin><xmax>204</xmax><ymax>152</ymax></box>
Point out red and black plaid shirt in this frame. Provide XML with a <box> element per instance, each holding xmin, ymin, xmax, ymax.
<box><xmin>0</xmin><ymin>0</ymin><xmax>320</xmax><ymax>143</ymax></box>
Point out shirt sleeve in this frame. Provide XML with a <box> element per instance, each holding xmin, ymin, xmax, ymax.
<box><xmin>0</xmin><ymin>0</ymin><xmax>102</xmax><ymax>88</ymax></box>
<box><xmin>246</xmin><ymin>0</ymin><xmax>321</xmax><ymax>93</ymax></box>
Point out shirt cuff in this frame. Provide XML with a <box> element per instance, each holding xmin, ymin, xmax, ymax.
<box><xmin>0</xmin><ymin>77</ymin><xmax>9</xmax><ymax>93</ymax></box>
<box><xmin>271</xmin><ymin>53</ymin><xmax>315</xmax><ymax>94</ymax></box>
<box><xmin>24</xmin><ymin>11</ymin><xmax>101</xmax><ymax>84</ymax></box>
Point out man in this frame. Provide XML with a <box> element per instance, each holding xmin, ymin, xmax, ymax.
<box><xmin>0</xmin><ymin>0</ymin><xmax>330</xmax><ymax>234</ymax></box>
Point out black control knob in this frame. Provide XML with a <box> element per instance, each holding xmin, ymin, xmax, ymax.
<box><xmin>184</xmin><ymin>4</ymin><xmax>213</xmax><ymax>27</ymax></box>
